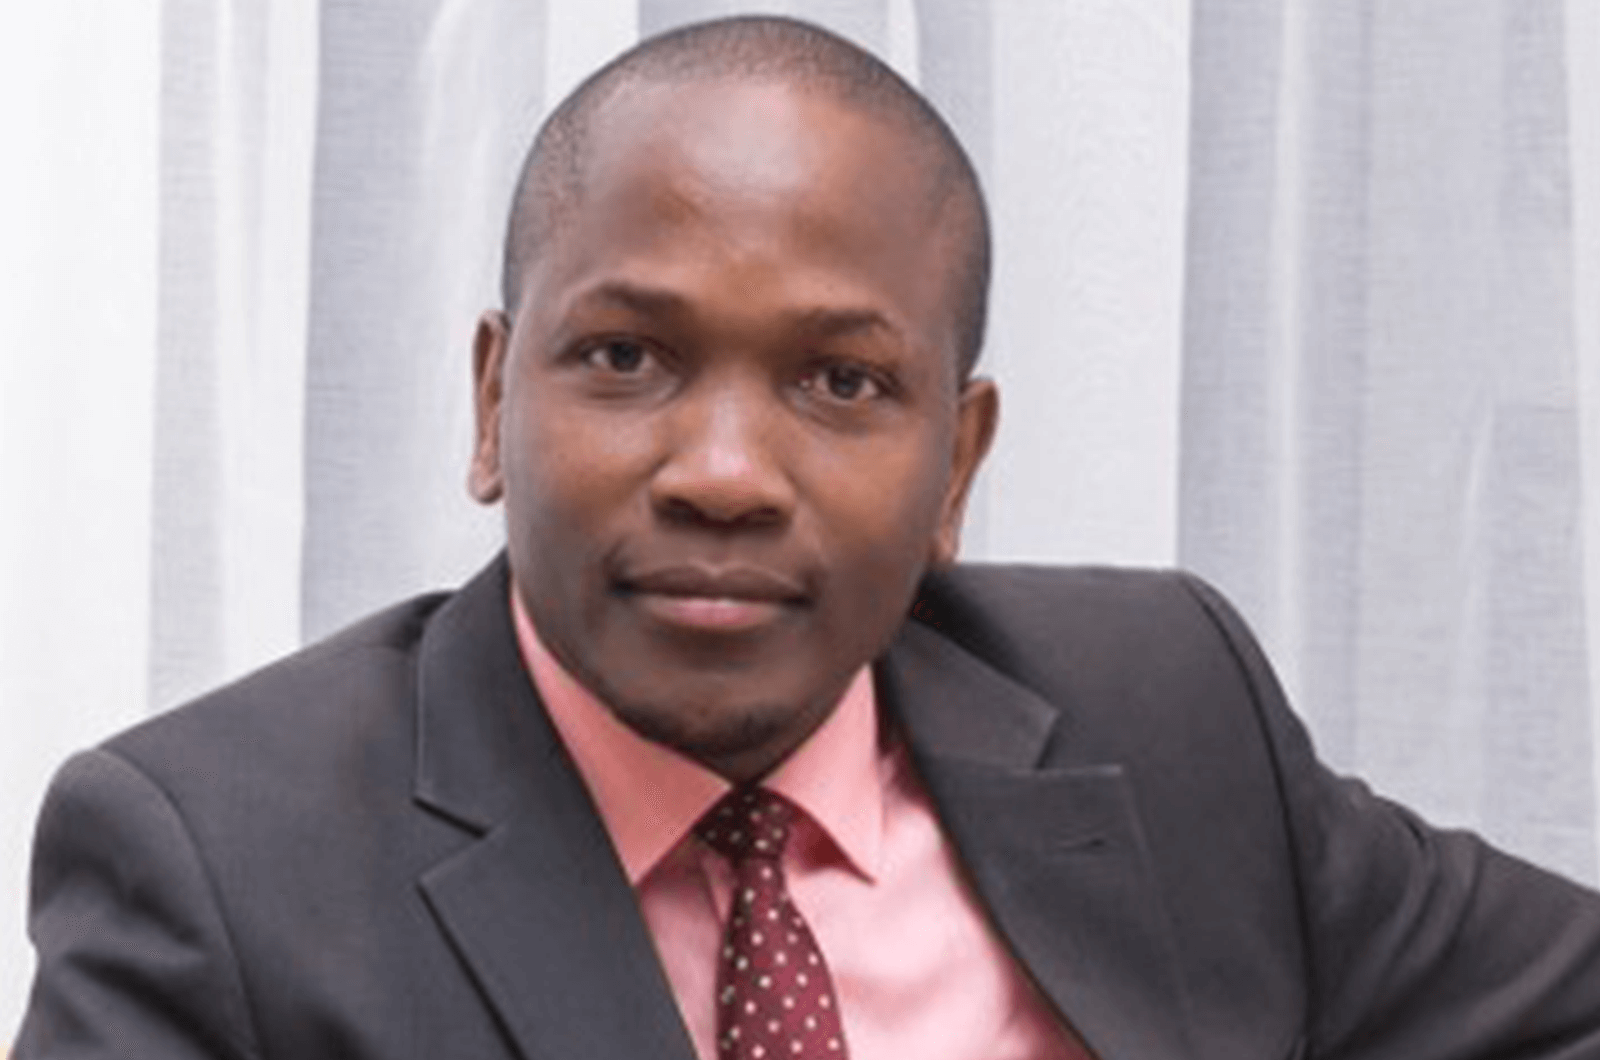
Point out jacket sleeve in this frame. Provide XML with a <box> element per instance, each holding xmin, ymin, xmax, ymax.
<box><xmin>13</xmin><ymin>749</ymin><xmax>262</xmax><ymax>1060</ymax></box>
<box><xmin>1181</xmin><ymin>573</ymin><xmax>1600</xmax><ymax>1060</ymax></box>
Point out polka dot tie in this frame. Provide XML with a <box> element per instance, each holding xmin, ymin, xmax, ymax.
<box><xmin>696</xmin><ymin>786</ymin><xmax>850</xmax><ymax>1060</ymax></box>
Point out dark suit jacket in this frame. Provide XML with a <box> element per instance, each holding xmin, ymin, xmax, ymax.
<box><xmin>15</xmin><ymin>557</ymin><xmax>1600</xmax><ymax>1060</ymax></box>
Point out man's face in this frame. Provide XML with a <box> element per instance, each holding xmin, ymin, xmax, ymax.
<box><xmin>470</xmin><ymin>78</ymin><xmax>996</xmax><ymax>781</ymax></box>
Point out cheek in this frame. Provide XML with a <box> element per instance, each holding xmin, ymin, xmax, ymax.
<box><xmin>806</xmin><ymin>432</ymin><xmax>951</xmax><ymax>568</ymax></box>
<box><xmin>499</xmin><ymin>410</ymin><xmax>657</xmax><ymax>611</ymax></box>
<box><xmin>505</xmin><ymin>399</ymin><xmax>649</xmax><ymax>521</ymax></box>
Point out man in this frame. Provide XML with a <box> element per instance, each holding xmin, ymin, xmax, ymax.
<box><xmin>15</xmin><ymin>15</ymin><xmax>1600</xmax><ymax>1060</ymax></box>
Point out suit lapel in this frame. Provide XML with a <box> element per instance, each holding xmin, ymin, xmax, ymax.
<box><xmin>880</xmin><ymin>621</ymin><xmax>1197</xmax><ymax>1060</ymax></box>
<box><xmin>404</xmin><ymin>558</ymin><xmax>1195</xmax><ymax>1060</ymax></box>
<box><xmin>411</xmin><ymin>558</ymin><xmax>699</xmax><ymax>1060</ymax></box>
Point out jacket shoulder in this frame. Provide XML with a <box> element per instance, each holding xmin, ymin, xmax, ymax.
<box><xmin>911</xmin><ymin>563</ymin><xmax>1250</xmax><ymax>691</ymax></box>
<box><xmin>103</xmin><ymin>590</ymin><xmax>454</xmax><ymax>801</ymax></box>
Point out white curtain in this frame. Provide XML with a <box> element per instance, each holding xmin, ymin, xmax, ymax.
<box><xmin>1181</xmin><ymin>0</ymin><xmax>1600</xmax><ymax>884</ymax></box>
<box><xmin>2</xmin><ymin>0</ymin><xmax>164</xmax><ymax>1036</ymax></box>
<box><xmin>2</xmin><ymin>0</ymin><xmax>1596</xmax><ymax>1034</ymax></box>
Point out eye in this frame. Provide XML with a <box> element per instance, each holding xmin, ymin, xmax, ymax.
<box><xmin>802</xmin><ymin>362</ymin><xmax>885</xmax><ymax>402</ymax></box>
<box><xmin>582</xmin><ymin>338</ymin><xmax>652</xmax><ymax>374</ymax></box>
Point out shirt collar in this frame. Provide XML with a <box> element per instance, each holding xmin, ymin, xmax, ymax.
<box><xmin>511</xmin><ymin>587</ymin><xmax>884</xmax><ymax>885</ymax></box>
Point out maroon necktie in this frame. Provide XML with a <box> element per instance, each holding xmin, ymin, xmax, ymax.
<box><xmin>696</xmin><ymin>786</ymin><xmax>850</xmax><ymax>1060</ymax></box>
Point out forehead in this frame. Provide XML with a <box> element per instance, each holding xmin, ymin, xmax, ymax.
<box><xmin>526</xmin><ymin>79</ymin><xmax>961</xmax><ymax>342</ymax></box>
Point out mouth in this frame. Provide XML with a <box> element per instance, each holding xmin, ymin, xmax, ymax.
<box><xmin>617</xmin><ymin>563</ymin><xmax>808</xmax><ymax>634</ymax></box>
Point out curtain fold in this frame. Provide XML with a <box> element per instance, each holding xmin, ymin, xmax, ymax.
<box><xmin>299</xmin><ymin>0</ymin><xmax>525</xmax><ymax>641</ymax></box>
<box><xmin>151</xmin><ymin>0</ymin><xmax>319</xmax><ymax>710</ymax></box>
<box><xmin>983</xmin><ymin>0</ymin><xmax>1189</xmax><ymax>566</ymax></box>
<box><xmin>1568</xmin><ymin>0</ymin><xmax>1600</xmax><ymax>855</ymax></box>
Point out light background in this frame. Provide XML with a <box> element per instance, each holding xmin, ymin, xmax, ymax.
<box><xmin>4</xmin><ymin>0</ymin><xmax>1599</xmax><ymax>1034</ymax></box>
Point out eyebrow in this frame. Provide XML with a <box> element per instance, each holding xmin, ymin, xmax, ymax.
<box><xmin>575</xmin><ymin>280</ymin><xmax>897</xmax><ymax>342</ymax></box>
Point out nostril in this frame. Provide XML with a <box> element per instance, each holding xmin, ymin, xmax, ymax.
<box><xmin>657</xmin><ymin>493</ymin><xmax>787</xmax><ymax>531</ymax></box>
<box><xmin>649</xmin><ymin>426</ymin><xmax>796</xmax><ymax>528</ymax></box>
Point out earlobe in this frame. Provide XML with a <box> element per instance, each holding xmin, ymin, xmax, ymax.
<box><xmin>930</xmin><ymin>377</ymin><xmax>999</xmax><ymax>567</ymax></box>
<box><xmin>468</xmin><ymin>310</ymin><xmax>511</xmax><ymax>504</ymax></box>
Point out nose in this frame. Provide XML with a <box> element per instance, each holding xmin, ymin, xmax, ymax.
<box><xmin>649</xmin><ymin>381</ymin><xmax>795</xmax><ymax>531</ymax></box>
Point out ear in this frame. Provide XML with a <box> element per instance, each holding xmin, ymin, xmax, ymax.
<box><xmin>930</xmin><ymin>377</ymin><xmax>999</xmax><ymax>567</ymax></box>
<box><xmin>468</xmin><ymin>310</ymin><xmax>511</xmax><ymax>504</ymax></box>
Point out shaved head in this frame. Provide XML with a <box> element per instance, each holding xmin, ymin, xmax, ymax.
<box><xmin>500</xmin><ymin>15</ymin><xmax>991</xmax><ymax>376</ymax></box>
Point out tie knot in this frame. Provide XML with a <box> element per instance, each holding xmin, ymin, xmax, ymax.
<box><xmin>695</xmin><ymin>786</ymin><xmax>795</xmax><ymax>863</ymax></box>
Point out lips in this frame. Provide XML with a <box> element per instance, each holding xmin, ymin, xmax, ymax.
<box><xmin>619</xmin><ymin>563</ymin><xmax>807</xmax><ymax>633</ymax></box>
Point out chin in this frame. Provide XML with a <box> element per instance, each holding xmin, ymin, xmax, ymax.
<box><xmin>562</xmin><ymin>623</ymin><xmax>853</xmax><ymax>775</ymax></box>
<box><xmin>607</xmin><ymin>689</ymin><xmax>799</xmax><ymax>770</ymax></box>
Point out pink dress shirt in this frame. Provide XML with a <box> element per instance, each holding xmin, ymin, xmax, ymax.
<box><xmin>513</xmin><ymin>593</ymin><xmax>1092</xmax><ymax>1060</ymax></box>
